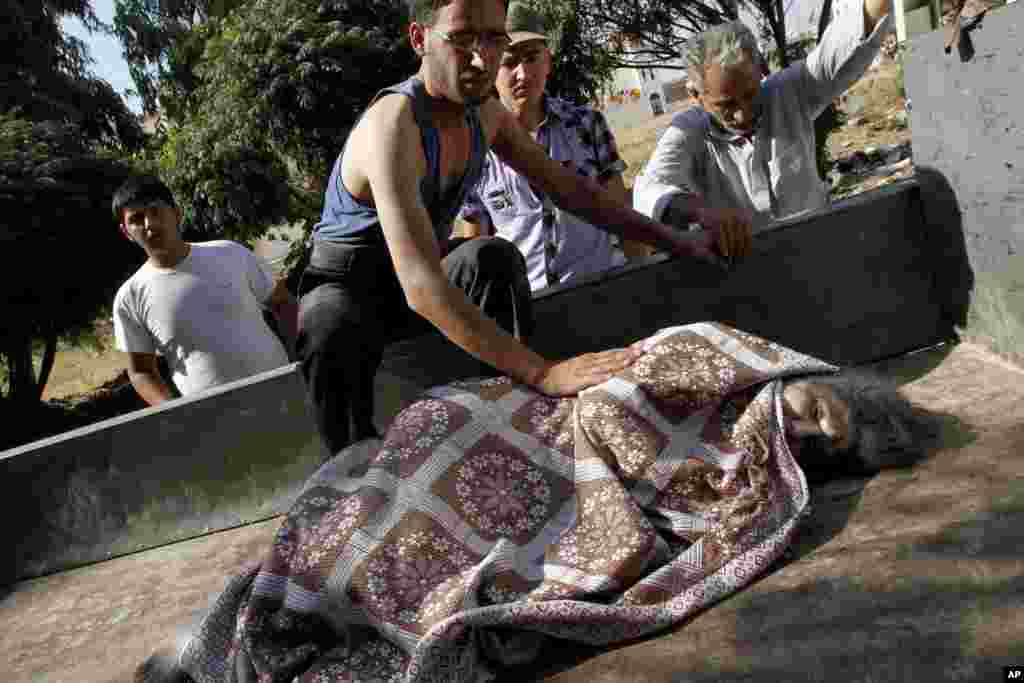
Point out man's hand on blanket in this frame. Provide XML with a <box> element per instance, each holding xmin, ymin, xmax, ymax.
<box><xmin>532</xmin><ymin>347</ymin><xmax>643</xmax><ymax>397</ymax></box>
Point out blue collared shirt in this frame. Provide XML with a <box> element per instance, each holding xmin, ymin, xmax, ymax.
<box><xmin>459</xmin><ymin>96</ymin><xmax>628</xmax><ymax>291</ymax></box>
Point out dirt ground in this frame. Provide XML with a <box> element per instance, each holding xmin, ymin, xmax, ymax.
<box><xmin>8</xmin><ymin>342</ymin><xmax>1024</xmax><ymax>682</ymax></box>
<box><xmin>40</xmin><ymin>319</ymin><xmax>124</xmax><ymax>401</ymax></box>
<box><xmin>28</xmin><ymin>58</ymin><xmax>913</xmax><ymax>442</ymax></box>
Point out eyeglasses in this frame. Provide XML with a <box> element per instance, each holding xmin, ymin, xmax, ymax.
<box><xmin>430</xmin><ymin>28</ymin><xmax>511</xmax><ymax>55</ymax></box>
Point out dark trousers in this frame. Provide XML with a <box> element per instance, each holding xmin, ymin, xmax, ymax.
<box><xmin>296</xmin><ymin>237</ymin><xmax>534</xmax><ymax>456</ymax></box>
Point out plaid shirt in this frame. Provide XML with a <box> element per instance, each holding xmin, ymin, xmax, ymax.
<box><xmin>459</xmin><ymin>95</ymin><xmax>627</xmax><ymax>291</ymax></box>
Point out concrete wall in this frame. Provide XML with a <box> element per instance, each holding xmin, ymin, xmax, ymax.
<box><xmin>904</xmin><ymin>2</ymin><xmax>1024</xmax><ymax>362</ymax></box>
<box><xmin>1</xmin><ymin>177</ymin><xmax>972</xmax><ymax>584</ymax></box>
<box><xmin>2</xmin><ymin>365</ymin><xmax>324</xmax><ymax>585</ymax></box>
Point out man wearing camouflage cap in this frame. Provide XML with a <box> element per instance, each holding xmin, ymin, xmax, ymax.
<box><xmin>457</xmin><ymin>1</ymin><xmax>634</xmax><ymax>291</ymax></box>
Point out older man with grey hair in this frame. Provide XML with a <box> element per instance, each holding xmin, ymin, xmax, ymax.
<box><xmin>633</xmin><ymin>0</ymin><xmax>894</xmax><ymax>234</ymax></box>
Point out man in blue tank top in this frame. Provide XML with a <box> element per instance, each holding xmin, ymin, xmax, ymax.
<box><xmin>297</xmin><ymin>0</ymin><xmax>753</xmax><ymax>455</ymax></box>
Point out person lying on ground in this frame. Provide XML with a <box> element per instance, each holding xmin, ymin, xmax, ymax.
<box><xmin>296</xmin><ymin>0</ymin><xmax>752</xmax><ymax>456</ymax></box>
<box><xmin>632</xmin><ymin>0</ymin><xmax>894</xmax><ymax>234</ymax></box>
<box><xmin>112</xmin><ymin>175</ymin><xmax>298</xmax><ymax>406</ymax></box>
<box><xmin>141</xmin><ymin>322</ymin><xmax>936</xmax><ymax>683</ymax></box>
<box><xmin>455</xmin><ymin>1</ymin><xmax>631</xmax><ymax>291</ymax></box>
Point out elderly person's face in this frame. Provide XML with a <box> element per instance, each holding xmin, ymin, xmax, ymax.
<box><xmin>782</xmin><ymin>381</ymin><xmax>853</xmax><ymax>452</ymax></box>
<box><xmin>698</xmin><ymin>52</ymin><xmax>762</xmax><ymax>135</ymax></box>
<box><xmin>496</xmin><ymin>39</ymin><xmax>551</xmax><ymax>111</ymax></box>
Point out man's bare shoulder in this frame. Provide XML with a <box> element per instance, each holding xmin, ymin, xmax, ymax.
<box><xmin>344</xmin><ymin>93</ymin><xmax>422</xmax><ymax>190</ymax></box>
<box><xmin>356</xmin><ymin>92</ymin><xmax>417</xmax><ymax>142</ymax></box>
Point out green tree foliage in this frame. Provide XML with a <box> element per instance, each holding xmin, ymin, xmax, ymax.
<box><xmin>0</xmin><ymin>1</ymin><xmax>144</xmax><ymax>414</ymax></box>
<box><xmin>528</xmin><ymin>0</ymin><xmax>619</xmax><ymax>105</ymax></box>
<box><xmin>557</xmin><ymin>0</ymin><xmax>739</xmax><ymax>73</ymax></box>
<box><xmin>0</xmin><ymin>114</ymin><xmax>140</xmax><ymax>411</ymax></box>
<box><xmin>149</xmin><ymin>0</ymin><xmax>419</xmax><ymax>259</ymax></box>
<box><xmin>113</xmin><ymin>0</ymin><xmax>248</xmax><ymax>117</ymax></box>
<box><xmin>2</xmin><ymin>0</ymin><xmax>144</xmax><ymax>150</ymax></box>
<box><xmin>533</xmin><ymin>0</ymin><xmax>802</xmax><ymax>80</ymax></box>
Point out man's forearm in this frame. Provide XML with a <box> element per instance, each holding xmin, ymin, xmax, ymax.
<box><xmin>405</xmin><ymin>279</ymin><xmax>550</xmax><ymax>386</ymax></box>
<box><xmin>662</xmin><ymin>192</ymin><xmax>708</xmax><ymax>229</ymax></box>
<box><xmin>552</xmin><ymin>175</ymin><xmax>689</xmax><ymax>253</ymax></box>
<box><xmin>129</xmin><ymin>371</ymin><xmax>176</xmax><ymax>406</ymax></box>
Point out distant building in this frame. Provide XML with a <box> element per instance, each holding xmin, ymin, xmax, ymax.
<box><xmin>597</xmin><ymin>33</ymin><xmax>691</xmax><ymax>130</ymax></box>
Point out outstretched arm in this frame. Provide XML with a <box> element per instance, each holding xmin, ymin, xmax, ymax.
<box><xmin>799</xmin><ymin>0</ymin><xmax>894</xmax><ymax>118</ymax></box>
<box><xmin>358</xmin><ymin>96</ymin><xmax>638</xmax><ymax>396</ymax></box>
<box><xmin>485</xmin><ymin>99</ymin><xmax>750</xmax><ymax>265</ymax></box>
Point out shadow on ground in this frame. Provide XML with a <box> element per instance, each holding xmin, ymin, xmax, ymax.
<box><xmin>496</xmin><ymin>343</ymin><xmax>1023</xmax><ymax>682</ymax></box>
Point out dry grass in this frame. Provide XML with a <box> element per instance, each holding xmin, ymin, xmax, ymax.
<box><xmin>827</xmin><ymin>59</ymin><xmax>911</xmax><ymax>159</ymax></box>
<box><xmin>615</xmin><ymin>99</ymin><xmax>699</xmax><ymax>189</ymax></box>
<box><xmin>42</xmin><ymin>321</ymin><xmax>124</xmax><ymax>400</ymax></box>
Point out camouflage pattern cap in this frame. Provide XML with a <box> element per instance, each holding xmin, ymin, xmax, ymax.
<box><xmin>507</xmin><ymin>1</ymin><xmax>549</xmax><ymax>48</ymax></box>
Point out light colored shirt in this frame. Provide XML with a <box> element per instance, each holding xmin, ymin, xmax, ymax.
<box><xmin>113</xmin><ymin>240</ymin><xmax>289</xmax><ymax>397</ymax></box>
<box><xmin>633</xmin><ymin>10</ymin><xmax>894</xmax><ymax>231</ymax></box>
<box><xmin>459</xmin><ymin>95</ymin><xmax>628</xmax><ymax>291</ymax></box>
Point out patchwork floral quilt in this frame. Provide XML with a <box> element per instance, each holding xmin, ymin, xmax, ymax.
<box><xmin>181</xmin><ymin>322</ymin><xmax>835</xmax><ymax>682</ymax></box>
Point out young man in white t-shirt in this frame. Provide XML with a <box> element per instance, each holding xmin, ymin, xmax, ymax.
<box><xmin>111</xmin><ymin>175</ymin><xmax>298</xmax><ymax>406</ymax></box>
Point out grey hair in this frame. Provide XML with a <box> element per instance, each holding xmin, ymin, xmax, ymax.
<box><xmin>789</xmin><ymin>371</ymin><xmax>937</xmax><ymax>480</ymax></box>
<box><xmin>685</xmin><ymin>20</ymin><xmax>767</xmax><ymax>94</ymax></box>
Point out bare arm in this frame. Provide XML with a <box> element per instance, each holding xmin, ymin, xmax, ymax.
<box><xmin>800</xmin><ymin>0</ymin><xmax>894</xmax><ymax>118</ymax></box>
<box><xmin>604</xmin><ymin>173</ymin><xmax>656</xmax><ymax>259</ymax></box>
<box><xmin>488</xmin><ymin>101</ymin><xmax>681</xmax><ymax>252</ymax></box>
<box><xmin>486</xmin><ymin>100</ymin><xmax>750</xmax><ymax>265</ymax></box>
<box><xmin>356</xmin><ymin>96</ymin><xmax>639</xmax><ymax>395</ymax></box>
<box><xmin>600</xmin><ymin>172</ymin><xmax>630</xmax><ymax>207</ymax></box>
<box><xmin>127</xmin><ymin>352</ymin><xmax>176</xmax><ymax>406</ymax></box>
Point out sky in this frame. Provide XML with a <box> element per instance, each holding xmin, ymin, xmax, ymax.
<box><xmin>61</xmin><ymin>0</ymin><xmax>142</xmax><ymax>113</ymax></box>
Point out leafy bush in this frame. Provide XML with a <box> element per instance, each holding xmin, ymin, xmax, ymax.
<box><xmin>0</xmin><ymin>113</ymin><xmax>142</xmax><ymax>407</ymax></box>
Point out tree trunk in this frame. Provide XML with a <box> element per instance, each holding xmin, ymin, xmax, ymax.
<box><xmin>770</xmin><ymin>0</ymin><xmax>789</xmax><ymax>67</ymax></box>
<box><xmin>10</xmin><ymin>338</ymin><xmax>34</xmax><ymax>406</ymax></box>
<box><xmin>1</xmin><ymin>332</ymin><xmax>51</xmax><ymax>407</ymax></box>
<box><xmin>34</xmin><ymin>331</ymin><xmax>57</xmax><ymax>402</ymax></box>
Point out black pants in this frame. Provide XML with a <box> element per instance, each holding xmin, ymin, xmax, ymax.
<box><xmin>296</xmin><ymin>237</ymin><xmax>534</xmax><ymax>456</ymax></box>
